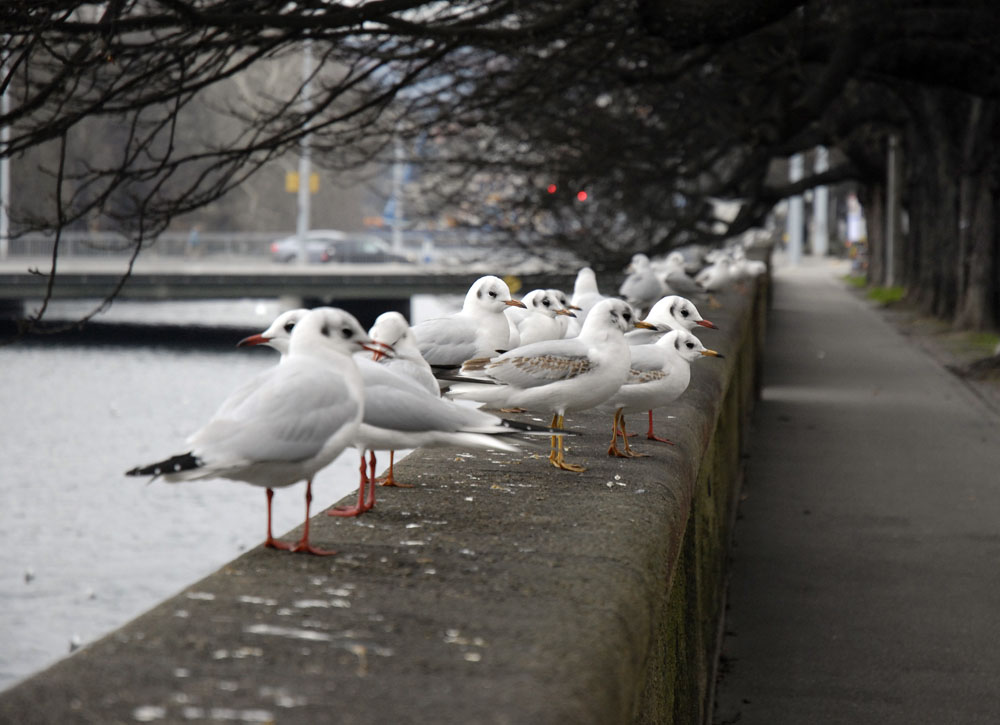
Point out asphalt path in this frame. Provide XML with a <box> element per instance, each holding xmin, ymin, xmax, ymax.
<box><xmin>714</xmin><ymin>255</ymin><xmax>1000</xmax><ymax>724</ymax></box>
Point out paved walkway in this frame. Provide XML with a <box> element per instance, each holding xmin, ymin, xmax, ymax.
<box><xmin>714</xmin><ymin>256</ymin><xmax>1000</xmax><ymax>724</ymax></box>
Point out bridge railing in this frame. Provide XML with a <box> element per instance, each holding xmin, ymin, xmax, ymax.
<box><xmin>3</xmin><ymin>232</ymin><xmax>277</xmax><ymax>258</ymax></box>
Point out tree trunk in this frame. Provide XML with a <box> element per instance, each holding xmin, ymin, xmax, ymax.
<box><xmin>954</xmin><ymin>100</ymin><xmax>999</xmax><ymax>331</ymax></box>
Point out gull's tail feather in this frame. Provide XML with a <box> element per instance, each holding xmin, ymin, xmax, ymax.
<box><xmin>126</xmin><ymin>452</ymin><xmax>203</xmax><ymax>478</ymax></box>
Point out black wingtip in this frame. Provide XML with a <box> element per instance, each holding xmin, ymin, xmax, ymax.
<box><xmin>498</xmin><ymin>418</ymin><xmax>579</xmax><ymax>436</ymax></box>
<box><xmin>126</xmin><ymin>452</ymin><xmax>202</xmax><ymax>477</ymax></box>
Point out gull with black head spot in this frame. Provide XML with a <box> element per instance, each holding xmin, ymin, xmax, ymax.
<box><xmin>411</xmin><ymin>275</ymin><xmax>526</xmax><ymax>371</ymax></box>
<box><xmin>126</xmin><ymin>307</ymin><xmax>380</xmax><ymax>555</ymax></box>
<box><xmin>604</xmin><ymin>329</ymin><xmax>723</xmax><ymax>457</ymax></box>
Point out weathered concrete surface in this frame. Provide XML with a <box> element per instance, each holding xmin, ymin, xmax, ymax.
<box><xmin>714</xmin><ymin>256</ymin><xmax>1000</xmax><ymax>724</ymax></box>
<box><xmin>0</xmin><ymin>273</ymin><xmax>768</xmax><ymax>725</ymax></box>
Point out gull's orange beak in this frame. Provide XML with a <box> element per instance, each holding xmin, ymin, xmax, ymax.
<box><xmin>700</xmin><ymin>349</ymin><xmax>724</xmax><ymax>358</ymax></box>
<box><xmin>634</xmin><ymin>321</ymin><xmax>657</xmax><ymax>330</ymax></box>
<box><xmin>556</xmin><ymin>308</ymin><xmax>577</xmax><ymax>317</ymax></box>
<box><xmin>505</xmin><ymin>299</ymin><xmax>527</xmax><ymax>308</ymax></box>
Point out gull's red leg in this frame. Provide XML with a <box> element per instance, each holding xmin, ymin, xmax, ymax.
<box><xmin>363</xmin><ymin>451</ymin><xmax>377</xmax><ymax>511</ymax></box>
<box><xmin>264</xmin><ymin>488</ymin><xmax>292</xmax><ymax>551</ymax></box>
<box><xmin>646</xmin><ymin>410</ymin><xmax>675</xmax><ymax>445</ymax></box>
<box><xmin>291</xmin><ymin>479</ymin><xmax>336</xmax><ymax>556</ymax></box>
<box><xmin>329</xmin><ymin>451</ymin><xmax>369</xmax><ymax>517</ymax></box>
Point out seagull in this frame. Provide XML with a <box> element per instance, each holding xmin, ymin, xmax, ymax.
<box><xmin>238</xmin><ymin>309</ymin><xmax>554</xmax><ymax>514</ymax></box>
<box><xmin>625</xmin><ymin>295</ymin><xmax>719</xmax><ymax>441</ymax></box>
<box><xmin>548</xmin><ymin>288</ymin><xmax>580</xmax><ymax>338</ymax></box>
<box><xmin>625</xmin><ymin>295</ymin><xmax>717</xmax><ymax>347</ymax></box>
<box><xmin>509</xmin><ymin>288</ymin><xmax>576</xmax><ymax>347</ymax></box>
<box><xmin>411</xmin><ymin>275</ymin><xmax>526</xmax><ymax>370</ymax></box>
<box><xmin>368</xmin><ymin>311</ymin><xmax>439</xmax><ymax>397</ymax></box>
<box><xmin>604</xmin><ymin>329</ymin><xmax>723</xmax><ymax>457</ymax></box>
<box><xmin>126</xmin><ymin>307</ymin><xmax>379</xmax><ymax>556</ymax></box>
<box><xmin>695</xmin><ymin>254</ymin><xmax>734</xmax><ymax>303</ymax></box>
<box><xmin>619</xmin><ymin>253</ymin><xmax>668</xmax><ymax>316</ymax></box>
<box><xmin>660</xmin><ymin>251</ymin><xmax>708</xmax><ymax>301</ymax></box>
<box><xmin>448</xmin><ymin>298</ymin><xmax>655</xmax><ymax>472</ymax></box>
<box><xmin>568</xmin><ymin>266</ymin><xmax>608</xmax><ymax>333</ymax></box>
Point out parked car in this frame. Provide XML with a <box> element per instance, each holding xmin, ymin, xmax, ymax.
<box><xmin>270</xmin><ymin>230</ymin><xmax>414</xmax><ymax>264</ymax></box>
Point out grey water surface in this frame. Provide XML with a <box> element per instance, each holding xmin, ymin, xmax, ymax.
<box><xmin>0</xmin><ymin>295</ymin><xmax>457</xmax><ymax>691</ymax></box>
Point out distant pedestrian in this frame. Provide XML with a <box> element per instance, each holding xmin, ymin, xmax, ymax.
<box><xmin>185</xmin><ymin>225</ymin><xmax>202</xmax><ymax>256</ymax></box>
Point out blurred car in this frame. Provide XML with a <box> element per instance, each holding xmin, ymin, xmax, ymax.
<box><xmin>270</xmin><ymin>230</ymin><xmax>414</xmax><ymax>264</ymax></box>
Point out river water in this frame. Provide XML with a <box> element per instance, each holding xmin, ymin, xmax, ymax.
<box><xmin>0</xmin><ymin>295</ymin><xmax>458</xmax><ymax>692</ymax></box>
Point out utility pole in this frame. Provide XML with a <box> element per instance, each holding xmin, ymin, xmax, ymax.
<box><xmin>1</xmin><ymin>46</ymin><xmax>10</xmax><ymax>259</ymax></box>
<box><xmin>295</xmin><ymin>39</ymin><xmax>314</xmax><ymax>265</ymax></box>
<box><xmin>787</xmin><ymin>153</ymin><xmax>804</xmax><ymax>265</ymax></box>
<box><xmin>391</xmin><ymin>138</ymin><xmax>405</xmax><ymax>254</ymax></box>
<box><xmin>812</xmin><ymin>147</ymin><xmax>829</xmax><ymax>257</ymax></box>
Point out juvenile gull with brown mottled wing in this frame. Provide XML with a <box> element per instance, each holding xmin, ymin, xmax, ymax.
<box><xmin>448</xmin><ymin>298</ymin><xmax>654</xmax><ymax>472</ymax></box>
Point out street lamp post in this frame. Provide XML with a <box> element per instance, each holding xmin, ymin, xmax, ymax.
<box><xmin>295</xmin><ymin>39</ymin><xmax>314</xmax><ymax>266</ymax></box>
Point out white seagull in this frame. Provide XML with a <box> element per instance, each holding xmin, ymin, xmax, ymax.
<box><xmin>619</xmin><ymin>253</ymin><xmax>668</xmax><ymax>316</ymax></box>
<box><xmin>509</xmin><ymin>288</ymin><xmax>576</xmax><ymax>347</ymax></box>
<box><xmin>411</xmin><ymin>275</ymin><xmax>526</xmax><ymax>369</ymax></box>
<box><xmin>448</xmin><ymin>298</ymin><xmax>655</xmax><ymax>472</ymax></box>
<box><xmin>604</xmin><ymin>329</ymin><xmax>723</xmax><ymax>457</ymax></box>
<box><xmin>660</xmin><ymin>251</ymin><xmax>708</xmax><ymax>300</ymax></box>
<box><xmin>625</xmin><ymin>295</ymin><xmax>719</xmax><ymax>441</ymax></box>
<box><xmin>126</xmin><ymin>307</ymin><xmax>379</xmax><ymax>556</ymax></box>
<box><xmin>238</xmin><ymin>309</ymin><xmax>554</xmax><ymax>515</ymax></box>
<box><xmin>567</xmin><ymin>266</ymin><xmax>609</xmax><ymax>333</ymax></box>
<box><xmin>625</xmin><ymin>295</ymin><xmax>717</xmax><ymax>347</ymax></box>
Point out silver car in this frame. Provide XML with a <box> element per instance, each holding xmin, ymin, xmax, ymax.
<box><xmin>270</xmin><ymin>230</ymin><xmax>414</xmax><ymax>264</ymax></box>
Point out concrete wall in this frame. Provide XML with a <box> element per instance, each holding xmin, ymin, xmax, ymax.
<box><xmin>0</xmin><ymin>270</ymin><xmax>768</xmax><ymax>725</ymax></box>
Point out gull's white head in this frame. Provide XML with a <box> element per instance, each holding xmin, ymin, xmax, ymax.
<box><xmin>626</xmin><ymin>253</ymin><xmax>651</xmax><ymax>273</ymax></box>
<box><xmin>573</xmin><ymin>267</ymin><xmax>599</xmax><ymax>296</ymax></box>
<box><xmin>548</xmin><ymin>288</ymin><xmax>578</xmax><ymax>313</ymax></box>
<box><xmin>523</xmin><ymin>289</ymin><xmax>576</xmax><ymax>319</ymax></box>
<box><xmin>368</xmin><ymin>311</ymin><xmax>422</xmax><ymax>361</ymax></box>
<box><xmin>665</xmin><ymin>251</ymin><xmax>686</xmax><ymax>268</ymax></box>
<box><xmin>658</xmin><ymin>329</ymin><xmax>723</xmax><ymax>363</ymax></box>
<box><xmin>581</xmin><ymin>298</ymin><xmax>653</xmax><ymax>338</ymax></box>
<box><xmin>238</xmin><ymin>308</ymin><xmax>309</xmax><ymax>357</ymax></box>
<box><xmin>644</xmin><ymin>296</ymin><xmax>717</xmax><ymax>333</ymax></box>
<box><xmin>288</xmin><ymin>307</ymin><xmax>381</xmax><ymax>359</ymax></box>
<box><xmin>463</xmin><ymin>275</ymin><xmax>526</xmax><ymax>313</ymax></box>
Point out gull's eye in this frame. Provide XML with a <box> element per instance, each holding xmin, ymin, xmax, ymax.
<box><xmin>542</xmin><ymin>298</ymin><xmax>551</xmax><ymax>307</ymax></box>
<box><xmin>622</xmin><ymin>310</ymin><xmax>632</xmax><ymax>322</ymax></box>
<box><xmin>681</xmin><ymin>308</ymin><xmax>690</xmax><ymax>317</ymax></box>
<box><xmin>341</xmin><ymin>327</ymin><xmax>354</xmax><ymax>339</ymax></box>
<box><xmin>686</xmin><ymin>341</ymin><xmax>695</xmax><ymax>349</ymax></box>
<box><xmin>283</xmin><ymin>322</ymin><xmax>296</xmax><ymax>333</ymax></box>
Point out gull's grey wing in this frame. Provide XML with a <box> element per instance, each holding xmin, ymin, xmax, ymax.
<box><xmin>412</xmin><ymin>317</ymin><xmax>480</xmax><ymax>366</ymax></box>
<box><xmin>187</xmin><ymin>361</ymin><xmax>359</xmax><ymax>464</ymax></box>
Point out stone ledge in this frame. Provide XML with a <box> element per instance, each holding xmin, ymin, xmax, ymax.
<box><xmin>0</xmin><ymin>273</ymin><xmax>767</xmax><ymax>725</ymax></box>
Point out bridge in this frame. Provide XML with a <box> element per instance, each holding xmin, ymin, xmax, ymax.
<box><xmin>0</xmin><ymin>253</ymin><xmax>583</xmax><ymax>327</ymax></box>
<box><xmin>0</xmin><ymin>230</ymin><xmax>583</xmax><ymax>307</ymax></box>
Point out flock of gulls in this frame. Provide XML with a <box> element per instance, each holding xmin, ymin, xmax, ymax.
<box><xmin>127</xmin><ymin>242</ymin><xmax>765</xmax><ymax>555</ymax></box>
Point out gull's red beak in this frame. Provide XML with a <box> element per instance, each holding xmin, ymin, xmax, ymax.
<box><xmin>696</xmin><ymin>319</ymin><xmax>718</xmax><ymax>330</ymax></box>
<box><xmin>237</xmin><ymin>333</ymin><xmax>270</xmax><ymax>347</ymax></box>
<box><xmin>362</xmin><ymin>340</ymin><xmax>394</xmax><ymax>358</ymax></box>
